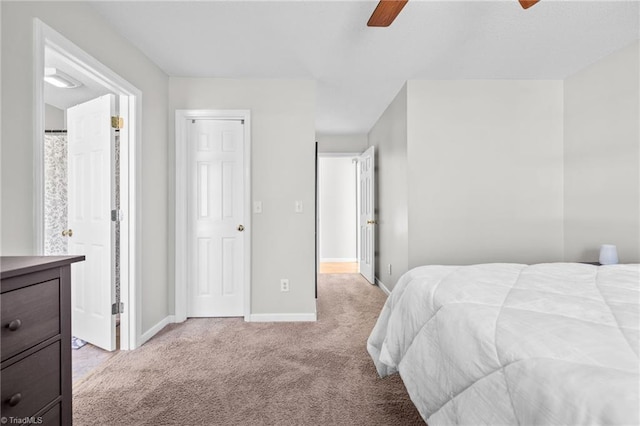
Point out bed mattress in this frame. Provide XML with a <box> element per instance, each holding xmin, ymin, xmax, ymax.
<box><xmin>367</xmin><ymin>263</ymin><xmax>639</xmax><ymax>425</ymax></box>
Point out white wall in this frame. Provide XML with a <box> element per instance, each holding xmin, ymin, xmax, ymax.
<box><xmin>368</xmin><ymin>84</ymin><xmax>409</xmax><ymax>289</ymax></box>
<box><xmin>1</xmin><ymin>2</ymin><xmax>169</xmax><ymax>335</ymax></box>
<box><xmin>369</xmin><ymin>80</ymin><xmax>566</xmax><ymax>290</ymax></box>
<box><xmin>316</xmin><ymin>134</ymin><xmax>368</xmax><ymax>153</ymax></box>
<box><xmin>168</xmin><ymin>78</ymin><xmax>317</xmax><ymax>316</ymax></box>
<box><xmin>45</xmin><ymin>104</ymin><xmax>65</xmax><ymax>130</ymax></box>
<box><xmin>406</xmin><ymin>80</ymin><xmax>565</xmax><ymax>266</ymax></box>
<box><xmin>564</xmin><ymin>41</ymin><xmax>640</xmax><ymax>263</ymax></box>
<box><xmin>318</xmin><ymin>157</ymin><xmax>357</xmax><ymax>262</ymax></box>
<box><xmin>371</xmin><ymin>41</ymin><xmax>639</xmax><ymax>288</ymax></box>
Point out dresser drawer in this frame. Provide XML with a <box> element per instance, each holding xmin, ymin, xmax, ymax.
<box><xmin>1</xmin><ymin>279</ymin><xmax>60</xmax><ymax>361</ymax></box>
<box><xmin>1</xmin><ymin>341</ymin><xmax>61</xmax><ymax>419</ymax></box>
<box><xmin>40</xmin><ymin>401</ymin><xmax>61</xmax><ymax>426</ymax></box>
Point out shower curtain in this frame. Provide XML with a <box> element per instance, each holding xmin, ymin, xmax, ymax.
<box><xmin>44</xmin><ymin>132</ymin><xmax>68</xmax><ymax>255</ymax></box>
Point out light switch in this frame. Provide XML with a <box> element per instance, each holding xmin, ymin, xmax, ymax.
<box><xmin>254</xmin><ymin>201</ymin><xmax>262</xmax><ymax>214</ymax></box>
<box><xmin>295</xmin><ymin>201</ymin><xmax>303</xmax><ymax>213</ymax></box>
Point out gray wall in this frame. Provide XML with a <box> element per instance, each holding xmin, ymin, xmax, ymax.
<box><xmin>316</xmin><ymin>134</ymin><xmax>368</xmax><ymax>153</ymax></box>
<box><xmin>168</xmin><ymin>78</ymin><xmax>317</xmax><ymax>316</ymax></box>
<box><xmin>406</xmin><ymin>80</ymin><xmax>565</xmax><ymax>267</ymax></box>
<box><xmin>368</xmin><ymin>85</ymin><xmax>409</xmax><ymax>289</ymax></box>
<box><xmin>1</xmin><ymin>2</ymin><xmax>169</xmax><ymax>335</ymax></box>
<box><xmin>564</xmin><ymin>41</ymin><xmax>640</xmax><ymax>263</ymax></box>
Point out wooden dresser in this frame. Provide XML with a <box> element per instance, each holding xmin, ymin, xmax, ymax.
<box><xmin>1</xmin><ymin>256</ymin><xmax>84</xmax><ymax>425</ymax></box>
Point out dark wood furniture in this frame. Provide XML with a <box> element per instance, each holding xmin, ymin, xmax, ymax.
<box><xmin>1</xmin><ymin>256</ymin><xmax>84</xmax><ymax>426</ymax></box>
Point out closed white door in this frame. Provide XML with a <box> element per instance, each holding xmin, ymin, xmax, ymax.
<box><xmin>187</xmin><ymin>119</ymin><xmax>245</xmax><ymax>317</ymax></box>
<box><xmin>359</xmin><ymin>146</ymin><xmax>375</xmax><ymax>284</ymax></box>
<box><xmin>67</xmin><ymin>94</ymin><xmax>116</xmax><ymax>351</ymax></box>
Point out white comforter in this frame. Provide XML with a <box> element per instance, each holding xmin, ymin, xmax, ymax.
<box><xmin>368</xmin><ymin>263</ymin><xmax>640</xmax><ymax>425</ymax></box>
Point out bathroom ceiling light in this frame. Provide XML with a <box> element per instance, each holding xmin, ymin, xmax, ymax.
<box><xmin>44</xmin><ymin>67</ymin><xmax>82</xmax><ymax>89</ymax></box>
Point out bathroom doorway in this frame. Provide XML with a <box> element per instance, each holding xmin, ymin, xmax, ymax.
<box><xmin>34</xmin><ymin>20</ymin><xmax>142</xmax><ymax>357</ymax></box>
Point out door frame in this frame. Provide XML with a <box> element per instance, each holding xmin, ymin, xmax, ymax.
<box><xmin>33</xmin><ymin>19</ymin><xmax>142</xmax><ymax>350</ymax></box>
<box><xmin>175</xmin><ymin>110</ymin><xmax>252</xmax><ymax>322</ymax></box>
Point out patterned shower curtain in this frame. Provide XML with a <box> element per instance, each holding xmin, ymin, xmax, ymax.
<box><xmin>44</xmin><ymin>133</ymin><xmax>68</xmax><ymax>255</ymax></box>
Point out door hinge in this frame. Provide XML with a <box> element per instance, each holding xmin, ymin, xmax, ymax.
<box><xmin>111</xmin><ymin>209</ymin><xmax>123</xmax><ymax>222</ymax></box>
<box><xmin>111</xmin><ymin>116</ymin><xmax>124</xmax><ymax>129</ymax></box>
<box><xmin>112</xmin><ymin>302</ymin><xmax>124</xmax><ymax>315</ymax></box>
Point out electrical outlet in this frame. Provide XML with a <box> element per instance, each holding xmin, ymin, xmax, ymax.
<box><xmin>280</xmin><ymin>279</ymin><xmax>290</xmax><ymax>292</ymax></box>
<box><xmin>254</xmin><ymin>201</ymin><xmax>263</xmax><ymax>214</ymax></box>
<box><xmin>388</xmin><ymin>264</ymin><xmax>392</xmax><ymax>275</ymax></box>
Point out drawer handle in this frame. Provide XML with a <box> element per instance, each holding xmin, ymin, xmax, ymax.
<box><xmin>7</xmin><ymin>319</ymin><xmax>22</xmax><ymax>331</ymax></box>
<box><xmin>7</xmin><ymin>393</ymin><xmax>22</xmax><ymax>407</ymax></box>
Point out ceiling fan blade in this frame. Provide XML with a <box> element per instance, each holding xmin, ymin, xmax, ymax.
<box><xmin>367</xmin><ymin>0</ymin><xmax>409</xmax><ymax>27</ymax></box>
<box><xmin>519</xmin><ymin>0</ymin><xmax>540</xmax><ymax>9</ymax></box>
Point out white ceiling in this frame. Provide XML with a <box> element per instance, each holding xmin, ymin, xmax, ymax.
<box><xmin>89</xmin><ymin>0</ymin><xmax>639</xmax><ymax>135</ymax></box>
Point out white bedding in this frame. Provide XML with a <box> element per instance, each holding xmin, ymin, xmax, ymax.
<box><xmin>367</xmin><ymin>263</ymin><xmax>640</xmax><ymax>425</ymax></box>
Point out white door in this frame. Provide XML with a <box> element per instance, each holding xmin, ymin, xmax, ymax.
<box><xmin>187</xmin><ymin>119</ymin><xmax>245</xmax><ymax>317</ymax></box>
<box><xmin>67</xmin><ymin>94</ymin><xmax>116</xmax><ymax>351</ymax></box>
<box><xmin>358</xmin><ymin>146</ymin><xmax>376</xmax><ymax>284</ymax></box>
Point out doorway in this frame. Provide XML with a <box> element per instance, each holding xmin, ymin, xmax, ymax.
<box><xmin>45</xmin><ymin>93</ymin><xmax>120</xmax><ymax>348</ymax></box>
<box><xmin>34</xmin><ymin>19</ymin><xmax>142</xmax><ymax>352</ymax></box>
<box><xmin>317</xmin><ymin>154</ymin><xmax>359</xmax><ymax>274</ymax></box>
<box><xmin>317</xmin><ymin>147</ymin><xmax>376</xmax><ymax>282</ymax></box>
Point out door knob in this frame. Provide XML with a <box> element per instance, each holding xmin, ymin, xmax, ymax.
<box><xmin>367</xmin><ymin>220</ymin><xmax>377</xmax><ymax>225</ymax></box>
<box><xmin>237</xmin><ymin>224</ymin><xmax>245</xmax><ymax>232</ymax></box>
<box><xmin>62</xmin><ymin>229</ymin><xmax>73</xmax><ymax>237</ymax></box>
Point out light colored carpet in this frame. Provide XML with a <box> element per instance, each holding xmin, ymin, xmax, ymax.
<box><xmin>73</xmin><ymin>274</ymin><xmax>424</xmax><ymax>425</ymax></box>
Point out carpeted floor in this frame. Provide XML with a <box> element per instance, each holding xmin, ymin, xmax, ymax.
<box><xmin>73</xmin><ymin>274</ymin><xmax>425</xmax><ymax>425</ymax></box>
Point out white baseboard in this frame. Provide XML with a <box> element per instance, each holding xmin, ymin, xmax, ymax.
<box><xmin>248</xmin><ymin>313</ymin><xmax>317</xmax><ymax>322</ymax></box>
<box><xmin>139</xmin><ymin>315</ymin><xmax>175</xmax><ymax>346</ymax></box>
<box><xmin>138</xmin><ymin>308</ymin><xmax>320</xmax><ymax>343</ymax></box>
<box><xmin>375</xmin><ymin>277</ymin><xmax>391</xmax><ymax>296</ymax></box>
<box><xmin>319</xmin><ymin>258</ymin><xmax>358</xmax><ymax>263</ymax></box>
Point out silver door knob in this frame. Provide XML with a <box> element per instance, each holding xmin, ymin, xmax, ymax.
<box><xmin>237</xmin><ymin>224</ymin><xmax>245</xmax><ymax>232</ymax></box>
<box><xmin>366</xmin><ymin>220</ymin><xmax>377</xmax><ymax>225</ymax></box>
<box><xmin>62</xmin><ymin>229</ymin><xmax>73</xmax><ymax>237</ymax></box>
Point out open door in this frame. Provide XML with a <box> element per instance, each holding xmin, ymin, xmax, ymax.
<box><xmin>358</xmin><ymin>146</ymin><xmax>375</xmax><ymax>284</ymax></box>
<box><xmin>67</xmin><ymin>94</ymin><xmax>117</xmax><ymax>351</ymax></box>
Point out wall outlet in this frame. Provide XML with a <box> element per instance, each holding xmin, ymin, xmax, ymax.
<box><xmin>253</xmin><ymin>201</ymin><xmax>263</xmax><ymax>214</ymax></box>
<box><xmin>280</xmin><ymin>279</ymin><xmax>290</xmax><ymax>292</ymax></box>
<box><xmin>388</xmin><ymin>264</ymin><xmax>392</xmax><ymax>275</ymax></box>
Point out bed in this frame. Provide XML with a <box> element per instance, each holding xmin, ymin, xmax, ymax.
<box><xmin>367</xmin><ymin>263</ymin><xmax>639</xmax><ymax>425</ymax></box>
